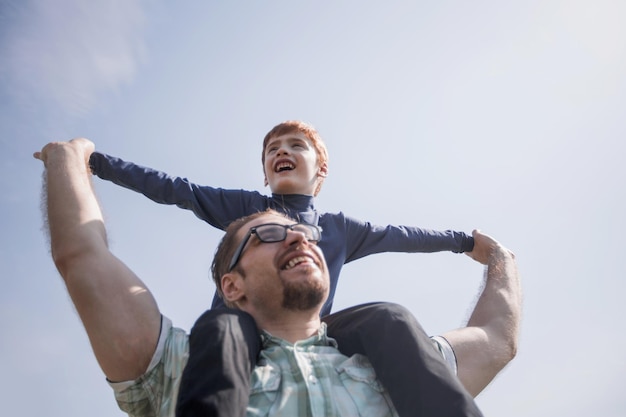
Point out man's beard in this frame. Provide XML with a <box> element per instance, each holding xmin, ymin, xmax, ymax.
<box><xmin>281</xmin><ymin>279</ymin><xmax>326</xmax><ymax>311</ymax></box>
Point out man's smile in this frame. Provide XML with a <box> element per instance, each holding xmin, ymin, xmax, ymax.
<box><xmin>283</xmin><ymin>255</ymin><xmax>315</xmax><ymax>270</ymax></box>
<box><xmin>279</xmin><ymin>248</ymin><xmax>322</xmax><ymax>271</ymax></box>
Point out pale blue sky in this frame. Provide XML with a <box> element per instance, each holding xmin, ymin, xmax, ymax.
<box><xmin>2</xmin><ymin>1</ymin><xmax>625</xmax><ymax>416</ymax></box>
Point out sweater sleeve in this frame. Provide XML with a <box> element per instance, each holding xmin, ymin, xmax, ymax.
<box><xmin>341</xmin><ymin>214</ymin><xmax>474</xmax><ymax>263</ymax></box>
<box><xmin>89</xmin><ymin>151</ymin><xmax>268</xmax><ymax>229</ymax></box>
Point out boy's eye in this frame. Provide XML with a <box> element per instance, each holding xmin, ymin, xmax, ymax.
<box><xmin>292</xmin><ymin>141</ymin><xmax>308</xmax><ymax>150</ymax></box>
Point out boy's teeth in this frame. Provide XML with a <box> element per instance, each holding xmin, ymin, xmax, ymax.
<box><xmin>276</xmin><ymin>162</ymin><xmax>294</xmax><ymax>172</ymax></box>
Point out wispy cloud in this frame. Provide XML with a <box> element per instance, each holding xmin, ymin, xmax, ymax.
<box><xmin>1</xmin><ymin>0</ymin><xmax>146</xmax><ymax>118</ymax></box>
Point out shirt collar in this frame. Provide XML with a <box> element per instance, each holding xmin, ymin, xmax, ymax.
<box><xmin>259</xmin><ymin>322</ymin><xmax>338</xmax><ymax>349</ymax></box>
<box><xmin>270</xmin><ymin>193</ymin><xmax>318</xmax><ymax>225</ymax></box>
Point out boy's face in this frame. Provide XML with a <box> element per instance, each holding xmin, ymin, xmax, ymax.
<box><xmin>263</xmin><ymin>131</ymin><xmax>327</xmax><ymax>196</ymax></box>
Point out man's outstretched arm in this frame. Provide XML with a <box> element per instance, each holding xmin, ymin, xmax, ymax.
<box><xmin>35</xmin><ymin>138</ymin><xmax>162</xmax><ymax>382</ymax></box>
<box><xmin>442</xmin><ymin>230</ymin><xmax>521</xmax><ymax>397</ymax></box>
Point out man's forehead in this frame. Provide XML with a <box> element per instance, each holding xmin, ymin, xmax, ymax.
<box><xmin>243</xmin><ymin>214</ymin><xmax>293</xmax><ymax>231</ymax></box>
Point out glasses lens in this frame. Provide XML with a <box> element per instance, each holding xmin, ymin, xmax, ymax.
<box><xmin>254</xmin><ymin>223</ymin><xmax>321</xmax><ymax>243</ymax></box>
<box><xmin>292</xmin><ymin>224</ymin><xmax>320</xmax><ymax>241</ymax></box>
<box><xmin>255</xmin><ymin>224</ymin><xmax>287</xmax><ymax>242</ymax></box>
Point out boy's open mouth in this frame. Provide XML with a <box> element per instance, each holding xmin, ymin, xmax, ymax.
<box><xmin>275</xmin><ymin>161</ymin><xmax>295</xmax><ymax>172</ymax></box>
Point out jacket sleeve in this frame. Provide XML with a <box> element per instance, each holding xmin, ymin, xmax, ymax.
<box><xmin>89</xmin><ymin>151</ymin><xmax>267</xmax><ymax>229</ymax></box>
<box><xmin>342</xmin><ymin>214</ymin><xmax>474</xmax><ymax>264</ymax></box>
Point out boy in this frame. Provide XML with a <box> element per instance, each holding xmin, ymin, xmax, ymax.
<box><xmin>88</xmin><ymin>121</ymin><xmax>476</xmax><ymax>416</ymax></box>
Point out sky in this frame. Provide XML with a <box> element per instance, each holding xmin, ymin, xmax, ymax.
<box><xmin>1</xmin><ymin>1</ymin><xmax>625</xmax><ymax>416</ymax></box>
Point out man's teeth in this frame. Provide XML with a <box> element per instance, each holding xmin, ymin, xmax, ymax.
<box><xmin>284</xmin><ymin>256</ymin><xmax>312</xmax><ymax>270</ymax></box>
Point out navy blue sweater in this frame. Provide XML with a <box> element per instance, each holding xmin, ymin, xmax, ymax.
<box><xmin>90</xmin><ymin>152</ymin><xmax>473</xmax><ymax>316</ymax></box>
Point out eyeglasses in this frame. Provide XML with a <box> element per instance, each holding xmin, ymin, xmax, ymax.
<box><xmin>228</xmin><ymin>222</ymin><xmax>322</xmax><ymax>271</ymax></box>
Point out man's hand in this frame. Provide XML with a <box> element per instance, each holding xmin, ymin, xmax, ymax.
<box><xmin>465</xmin><ymin>229</ymin><xmax>514</xmax><ymax>265</ymax></box>
<box><xmin>34</xmin><ymin>138</ymin><xmax>95</xmax><ymax>168</ymax></box>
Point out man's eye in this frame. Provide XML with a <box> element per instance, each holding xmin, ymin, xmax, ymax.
<box><xmin>259</xmin><ymin>231</ymin><xmax>282</xmax><ymax>241</ymax></box>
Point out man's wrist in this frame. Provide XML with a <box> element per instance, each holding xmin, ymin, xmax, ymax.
<box><xmin>488</xmin><ymin>245</ymin><xmax>514</xmax><ymax>264</ymax></box>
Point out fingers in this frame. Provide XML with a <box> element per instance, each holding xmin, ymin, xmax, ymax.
<box><xmin>34</xmin><ymin>138</ymin><xmax>94</xmax><ymax>166</ymax></box>
<box><xmin>33</xmin><ymin>143</ymin><xmax>56</xmax><ymax>165</ymax></box>
<box><xmin>467</xmin><ymin>229</ymin><xmax>507</xmax><ymax>265</ymax></box>
<box><xmin>68</xmin><ymin>137</ymin><xmax>95</xmax><ymax>156</ymax></box>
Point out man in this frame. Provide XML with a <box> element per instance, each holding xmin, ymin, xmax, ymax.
<box><xmin>35</xmin><ymin>138</ymin><xmax>521</xmax><ymax>416</ymax></box>
<box><xmin>87</xmin><ymin>120</ymin><xmax>480</xmax><ymax>417</ymax></box>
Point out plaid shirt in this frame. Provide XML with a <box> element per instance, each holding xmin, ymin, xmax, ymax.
<box><xmin>249</xmin><ymin>325</ymin><xmax>397</xmax><ymax>416</ymax></box>
<box><xmin>112</xmin><ymin>317</ymin><xmax>441</xmax><ymax>417</ymax></box>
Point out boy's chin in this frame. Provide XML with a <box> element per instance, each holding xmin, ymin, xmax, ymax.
<box><xmin>270</xmin><ymin>181</ymin><xmax>313</xmax><ymax>196</ymax></box>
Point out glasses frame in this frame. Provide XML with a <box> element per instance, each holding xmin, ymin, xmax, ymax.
<box><xmin>227</xmin><ymin>222</ymin><xmax>322</xmax><ymax>271</ymax></box>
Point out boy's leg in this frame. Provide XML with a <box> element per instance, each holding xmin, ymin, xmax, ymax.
<box><xmin>323</xmin><ymin>302</ymin><xmax>483</xmax><ymax>417</ymax></box>
<box><xmin>176</xmin><ymin>308</ymin><xmax>260</xmax><ymax>417</ymax></box>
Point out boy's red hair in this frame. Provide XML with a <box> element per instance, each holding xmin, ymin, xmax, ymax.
<box><xmin>262</xmin><ymin>120</ymin><xmax>329</xmax><ymax>196</ymax></box>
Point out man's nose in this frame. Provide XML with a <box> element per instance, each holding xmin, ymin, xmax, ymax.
<box><xmin>284</xmin><ymin>228</ymin><xmax>309</xmax><ymax>246</ymax></box>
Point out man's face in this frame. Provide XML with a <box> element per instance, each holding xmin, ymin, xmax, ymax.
<box><xmin>227</xmin><ymin>213</ymin><xmax>329</xmax><ymax>314</ymax></box>
<box><xmin>263</xmin><ymin>132</ymin><xmax>326</xmax><ymax>196</ymax></box>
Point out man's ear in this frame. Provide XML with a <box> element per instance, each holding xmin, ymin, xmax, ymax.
<box><xmin>221</xmin><ymin>272</ymin><xmax>244</xmax><ymax>304</ymax></box>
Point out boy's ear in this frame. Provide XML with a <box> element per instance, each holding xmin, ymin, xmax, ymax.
<box><xmin>317</xmin><ymin>162</ymin><xmax>328</xmax><ymax>178</ymax></box>
<box><xmin>264</xmin><ymin>175</ymin><xmax>269</xmax><ymax>187</ymax></box>
<box><xmin>221</xmin><ymin>272</ymin><xmax>244</xmax><ymax>304</ymax></box>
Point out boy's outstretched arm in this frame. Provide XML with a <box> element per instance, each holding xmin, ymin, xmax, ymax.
<box><xmin>441</xmin><ymin>230</ymin><xmax>521</xmax><ymax>397</ymax></box>
<box><xmin>88</xmin><ymin>150</ymin><xmax>202</xmax><ymax>208</ymax></box>
<box><xmin>35</xmin><ymin>139</ymin><xmax>162</xmax><ymax>382</ymax></box>
<box><xmin>89</xmin><ymin>150</ymin><xmax>259</xmax><ymax>229</ymax></box>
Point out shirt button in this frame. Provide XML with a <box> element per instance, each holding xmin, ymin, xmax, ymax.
<box><xmin>309</xmin><ymin>375</ymin><xmax>317</xmax><ymax>384</ymax></box>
